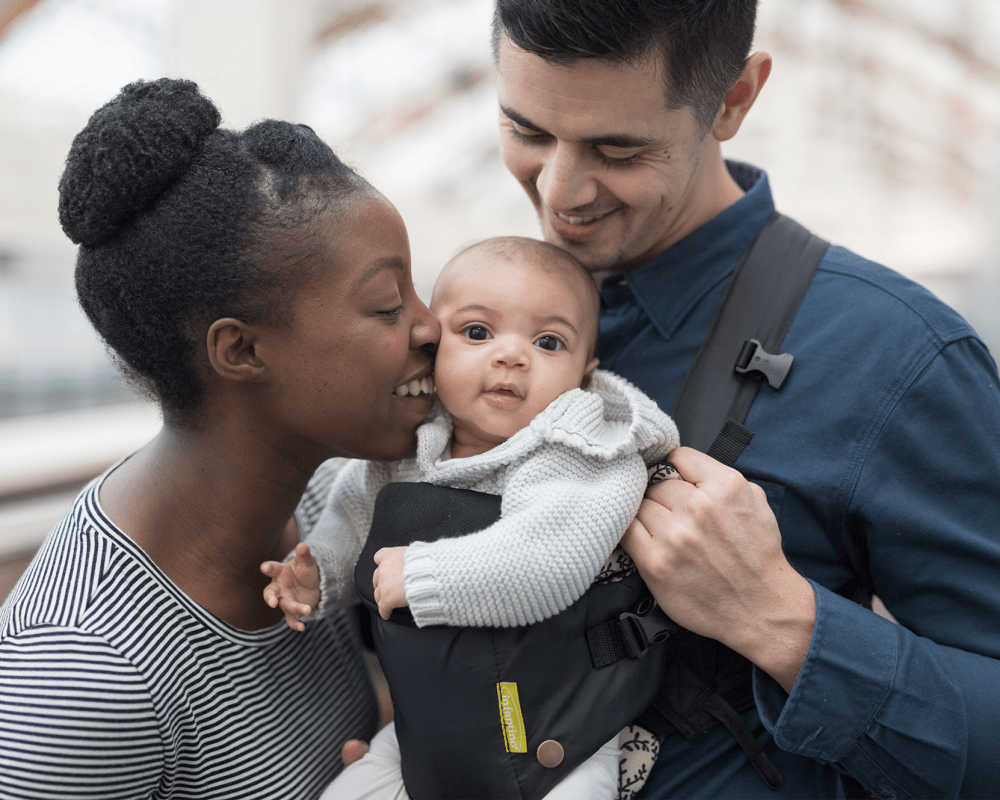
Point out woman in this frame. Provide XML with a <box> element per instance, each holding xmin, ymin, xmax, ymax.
<box><xmin>0</xmin><ymin>78</ymin><xmax>438</xmax><ymax>799</ymax></box>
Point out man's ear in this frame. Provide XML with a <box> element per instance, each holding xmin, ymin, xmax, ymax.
<box><xmin>206</xmin><ymin>318</ymin><xmax>264</xmax><ymax>382</ymax></box>
<box><xmin>712</xmin><ymin>51</ymin><xmax>772</xmax><ymax>142</ymax></box>
<box><xmin>580</xmin><ymin>356</ymin><xmax>600</xmax><ymax>389</ymax></box>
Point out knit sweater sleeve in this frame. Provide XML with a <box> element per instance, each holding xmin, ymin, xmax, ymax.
<box><xmin>303</xmin><ymin>459</ymin><xmax>392</xmax><ymax>619</ymax></box>
<box><xmin>402</xmin><ymin>444</ymin><xmax>649</xmax><ymax>628</ymax></box>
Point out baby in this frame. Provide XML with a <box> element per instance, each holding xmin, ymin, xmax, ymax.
<box><xmin>263</xmin><ymin>236</ymin><xmax>679</xmax><ymax>799</ymax></box>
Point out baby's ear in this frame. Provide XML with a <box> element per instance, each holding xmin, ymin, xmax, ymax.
<box><xmin>580</xmin><ymin>357</ymin><xmax>600</xmax><ymax>389</ymax></box>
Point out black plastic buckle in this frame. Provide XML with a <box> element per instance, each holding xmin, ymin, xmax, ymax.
<box><xmin>619</xmin><ymin>597</ymin><xmax>678</xmax><ymax>657</ymax></box>
<box><xmin>734</xmin><ymin>339</ymin><xmax>794</xmax><ymax>389</ymax></box>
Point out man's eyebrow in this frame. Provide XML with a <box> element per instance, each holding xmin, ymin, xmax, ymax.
<box><xmin>353</xmin><ymin>257</ymin><xmax>404</xmax><ymax>290</ymax></box>
<box><xmin>500</xmin><ymin>104</ymin><xmax>658</xmax><ymax>150</ymax></box>
<box><xmin>500</xmin><ymin>105</ymin><xmax>545</xmax><ymax>133</ymax></box>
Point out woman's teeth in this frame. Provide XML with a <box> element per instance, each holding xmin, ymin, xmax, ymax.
<box><xmin>394</xmin><ymin>376</ymin><xmax>435</xmax><ymax>397</ymax></box>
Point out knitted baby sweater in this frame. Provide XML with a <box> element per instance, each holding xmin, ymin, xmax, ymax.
<box><xmin>307</xmin><ymin>369</ymin><xmax>679</xmax><ymax>629</ymax></box>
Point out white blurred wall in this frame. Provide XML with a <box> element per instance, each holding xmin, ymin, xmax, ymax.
<box><xmin>0</xmin><ymin>0</ymin><xmax>998</xmax><ymax>561</ymax></box>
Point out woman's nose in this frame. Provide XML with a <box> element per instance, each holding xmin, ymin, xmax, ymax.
<box><xmin>409</xmin><ymin>296</ymin><xmax>440</xmax><ymax>352</ymax></box>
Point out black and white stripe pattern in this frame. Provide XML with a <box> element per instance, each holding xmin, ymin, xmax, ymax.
<box><xmin>0</xmin><ymin>460</ymin><xmax>378</xmax><ymax>799</ymax></box>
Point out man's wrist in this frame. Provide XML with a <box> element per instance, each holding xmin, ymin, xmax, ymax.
<box><xmin>730</xmin><ymin>573</ymin><xmax>817</xmax><ymax>694</ymax></box>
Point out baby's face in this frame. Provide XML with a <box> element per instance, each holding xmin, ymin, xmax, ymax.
<box><xmin>431</xmin><ymin>252</ymin><xmax>598</xmax><ymax>455</ymax></box>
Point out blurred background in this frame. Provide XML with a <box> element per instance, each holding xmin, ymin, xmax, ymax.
<box><xmin>1</xmin><ymin>0</ymin><xmax>999</xmax><ymax>597</ymax></box>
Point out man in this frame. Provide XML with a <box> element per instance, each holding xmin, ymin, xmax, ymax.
<box><xmin>493</xmin><ymin>1</ymin><xmax>1000</xmax><ymax>797</ymax></box>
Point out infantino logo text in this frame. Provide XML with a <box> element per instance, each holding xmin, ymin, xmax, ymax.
<box><xmin>496</xmin><ymin>682</ymin><xmax>527</xmax><ymax>753</ymax></box>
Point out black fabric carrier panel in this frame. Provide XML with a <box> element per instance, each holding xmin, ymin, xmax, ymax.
<box><xmin>355</xmin><ymin>482</ymin><xmax>668</xmax><ymax>800</ymax></box>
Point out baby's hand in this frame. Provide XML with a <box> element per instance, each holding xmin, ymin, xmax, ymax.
<box><xmin>261</xmin><ymin>542</ymin><xmax>321</xmax><ymax>632</ymax></box>
<box><xmin>373</xmin><ymin>546</ymin><xmax>408</xmax><ymax>620</ymax></box>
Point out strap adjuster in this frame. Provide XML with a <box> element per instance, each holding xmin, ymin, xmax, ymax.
<box><xmin>734</xmin><ymin>338</ymin><xmax>793</xmax><ymax>389</ymax></box>
<box><xmin>587</xmin><ymin>596</ymin><xmax>679</xmax><ymax>668</ymax></box>
<box><xmin>619</xmin><ymin>597</ymin><xmax>676</xmax><ymax>657</ymax></box>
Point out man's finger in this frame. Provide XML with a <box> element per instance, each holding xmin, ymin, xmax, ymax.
<box><xmin>666</xmin><ymin>446</ymin><xmax>730</xmax><ymax>485</ymax></box>
<box><xmin>620</xmin><ymin>514</ymin><xmax>652</xmax><ymax>558</ymax></box>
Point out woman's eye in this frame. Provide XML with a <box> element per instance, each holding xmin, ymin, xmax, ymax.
<box><xmin>534</xmin><ymin>335</ymin><xmax>564</xmax><ymax>351</ymax></box>
<box><xmin>463</xmin><ymin>326</ymin><xmax>492</xmax><ymax>341</ymax></box>
<box><xmin>378</xmin><ymin>305</ymin><xmax>404</xmax><ymax>318</ymax></box>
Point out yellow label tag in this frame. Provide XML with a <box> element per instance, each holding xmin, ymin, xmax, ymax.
<box><xmin>496</xmin><ymin>682</ymin><xmax>527</xmax><ymax>753</ymax></box>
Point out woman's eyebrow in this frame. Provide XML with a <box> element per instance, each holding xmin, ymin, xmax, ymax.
<box><xmin>500</xmin><ymin>104</ymin><xmax>658</xmax><ymax>150</ymax></box>
<box><xmin>353</xmin><ymin>257</ymin><xmax>404</xmax><ymax>289</ymax></box>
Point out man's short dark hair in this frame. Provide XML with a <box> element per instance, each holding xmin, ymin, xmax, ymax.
<box><xmin>493</xmin><ymin>0</ymin><xmax>758</xmax><ymax>132</ymax></box>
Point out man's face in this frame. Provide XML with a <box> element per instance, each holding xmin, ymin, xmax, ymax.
<box><xmin>497</xmin><ymin>37</ymin><xmax>727</xmax><ymax>273</ymax></box>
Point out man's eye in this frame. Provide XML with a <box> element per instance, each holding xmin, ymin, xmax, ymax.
<box><xmin>509</xmin><ymin>126</ymin><xmax>546</xmax><ymax>145</ymax></box>
<box><xmin>534</xmin><ymin>335</ymin><xmax>563</xmax><ymax>351</ymax></box>
<box><xmin>596</xmin><ymin>150</ymin><xmax>641</xmax><ymax>170</ymax></box>
<box><xmin>463</xmin><ymin>326</ymin><xmax>492</xmax><ymax>341</ymax></box>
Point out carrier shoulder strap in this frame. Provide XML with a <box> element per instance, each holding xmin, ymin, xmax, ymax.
<box><xmin>634</xmin><ymin>214</ymin><xmax>829</xmax><ymax>790</ymax></box>
<box><xmin>672</xmin><ymin>212</ymin><xmax>829</xmax><ymax>459</ymax></box>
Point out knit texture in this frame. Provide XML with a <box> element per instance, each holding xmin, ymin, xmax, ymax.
<box><xmin>308</xmin><ymin>369</ymin><xmax>678</xmax><ymax>628</ymax></box>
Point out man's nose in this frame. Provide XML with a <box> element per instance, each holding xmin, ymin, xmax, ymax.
<box><xmin>534</xmin><ymin>142</ymin><xmax>598</xmax><ymax>213</ymax></box>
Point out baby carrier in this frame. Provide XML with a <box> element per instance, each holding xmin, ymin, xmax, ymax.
<box><xmin>354</xmin><ymin>481</ymin><xmax>676</xmax><ymax>799</ymax></box>
<box><xmin>354</xmin><ymin>213</ymin><xmax>830</xmax><ymax>798</ymax></box>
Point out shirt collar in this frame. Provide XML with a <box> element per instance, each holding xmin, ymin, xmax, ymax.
<box><xmin>600</xmin><ymin>161</ymin><xmax>776</xmax><ymax>342</ymax></box>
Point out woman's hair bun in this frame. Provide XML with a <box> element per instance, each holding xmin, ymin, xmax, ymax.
<box><xmin>58</xmin><ymin>78</ymin><xmax>221</xmax><ymax>246</ymax></box>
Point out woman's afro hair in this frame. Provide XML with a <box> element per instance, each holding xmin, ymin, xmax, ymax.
<box><xmin>58</xmin><ymin>78</ymin><xmax>368</xmax><ymax>422</ymax></box>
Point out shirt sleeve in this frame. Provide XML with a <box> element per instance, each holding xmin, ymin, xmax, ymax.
<box><xmin>304</xmin><ymin>459</ymin><xmax>392</xmax><ymax>618</ymax></box>
<box><xmin>402</xmin><ymin>444</ymin><xmax>649</xmax><ymax>628</ymax></box>
<box><xmin>0</xmin><ymin>626</ymin><xmax>163</xmax><ymax>799</ymax></box>
<box><xmin>755</xmin><ymin>336</ymin><xmax>1000</xmax><ymax>799</ymax></box>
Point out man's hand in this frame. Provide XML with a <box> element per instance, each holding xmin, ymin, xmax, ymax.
<box><xmin>373</xmin><ymin>546</ymin><xmax>409</xmax><ymax>620</ymax></box>
<box><xmin>260</xmin><ymin>542</ymin><xmax>321</xmax><ymax>632</ymax></box>
<box><xmin>622</xmin><ymin>447</ymin><xmax>816</xmax><ymax>692</ymax></box>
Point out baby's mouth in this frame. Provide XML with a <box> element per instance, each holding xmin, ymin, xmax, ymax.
<box><xmin>486</xmin><ymin>384</ymin><xmax>522</xmax><ymax>399</ymax></box>
<box><xmin>393</xmin><ymin>375</ymin><xmax>435</xmax><ymax>397</ymax></box>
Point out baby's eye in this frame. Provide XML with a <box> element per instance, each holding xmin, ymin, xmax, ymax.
<box><xmin>534</xmin><ymin>335</ymin><xmax>564</xmax><ymax>351</ymax></box>
<box><xmin>463</xmin><ymin>326</ymin><xmax>492</xmax><ymax>341</ymax></box>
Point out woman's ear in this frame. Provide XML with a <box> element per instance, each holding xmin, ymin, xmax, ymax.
<box><xmin>206</xmin><ymin>318</ymin><xmax>263</xmax><ymax>382</ymax></box>
<box><xmin>712</xmin><ymin>51</ymin><xmax>772</xmax><ymax>143</ymax></box>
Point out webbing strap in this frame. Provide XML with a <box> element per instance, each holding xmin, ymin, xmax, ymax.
<box><xmin>705</xmin><ymin>419</ymin><xmax>755</xmax><ymax>468</ymax></box>
<box><xmin>672</xmin><ymin>213</ymin><xmax>829</xmax><ymax>453</ymax></box>
<box><xmin>587</xmin><ymin>602</ymin><xmax>680</xmax><ymax>668</ymax></box>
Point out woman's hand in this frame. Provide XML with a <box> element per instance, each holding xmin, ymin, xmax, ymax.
<box><xmin>260</xmin><ymin>542</ymin><xmax>321</xmax><ymax>632</ymax></box>
<box><xmin>372</xmin><ymin>546</ymin><xmax>409</xmax><ymax>620</ymax></box>
<box><xmin>622</xmin><ymin>447</ymin><xmax>816</xmax><ymax>693</ymax></box>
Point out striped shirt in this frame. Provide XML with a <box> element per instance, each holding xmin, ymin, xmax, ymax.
<box><xmin>0</xmin><ymin>460</ymin><xmax>378</xmax><ymax>799</ymax></box>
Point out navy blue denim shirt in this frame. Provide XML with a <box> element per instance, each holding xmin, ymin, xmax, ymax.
<box><xmin>601</xmin><ymin>163</ymin><xmax>1000</xmax><ymax>799</ymax></box>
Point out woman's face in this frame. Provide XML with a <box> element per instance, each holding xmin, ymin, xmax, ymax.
<box><xmin>257</xmin><ymin>192</ymin><xmax>439</xmax><ymax>462</ymax></box>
